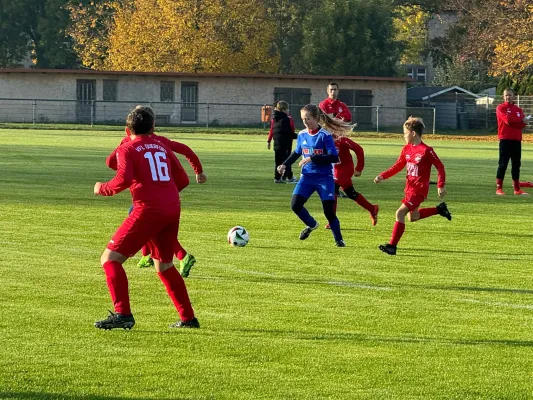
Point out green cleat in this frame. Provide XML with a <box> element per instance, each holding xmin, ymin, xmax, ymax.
<box><xmin>137</xmin><ymin>255</ymin><xmax>154</xmax><ymax>268</ymax></box>
<box><xmin>179</xmin><ymin>253</ymin><xmax>196</xmax><ymax>278</ymax></box>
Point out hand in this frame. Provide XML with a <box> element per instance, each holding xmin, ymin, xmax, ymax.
<box><xmin>277</xmin><ymin>164</ymin><xmax>286</xmax><ymax>175</ymax></box>
<box><xmin>267</xmin><ymin>142</ymin><xmax>271</xmax><ymax>150</ymax></box>
<box><xmin>196</xmin><ymin>172</ymin><xmax>207</xmax><ymax>184</ymax></box>
<box><xmin>353</xmin><ymin>170</ymin><xmax>362</xmax><ymax>177</ymax></box>
<box><xmin>438</xmin><ymin>187</ymin><xmax>447</xmax><ymax>198</ymax></box>
<box><xmin>94</xmin><ymin>182</ymin><xmax>102</xmax><ymax>195</ymax></box>
<box><xmin>298</xmin><ymin>157</ymin><xmax>311</xmax><ymax>167</ymax></box>
<box><xmin>523</xmin><ymin>117</ymin><xmax>529</xmax><ymax>124</ymax></box>
<box><xmin>374</xmin><ymin>175</ymin><xmax>383</xmax><ymax>184</ymax></box>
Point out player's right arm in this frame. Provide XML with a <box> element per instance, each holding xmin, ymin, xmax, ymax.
<box><xmin>376</xmin><ymin>148</ymin><xmax>406</xmax><ymax>182</ymax></box>
<box><xmin>497</xmin><ymin>104</ymin><xmax>526</xmax><ymax>127</ymax></box>
<box><xmin>267</xmin><ymin>118</ymin><xmax>274</xmax><ymax>148</ymax></box>
<box><xmin>98</xmin><ymin>146</ymin><xmax>134</xmax><ymax>196</ymax></box>
<box><xmin>106</xmin><ymin>136</ymin><xmax>130</xmax><ymax>170</ymax></box>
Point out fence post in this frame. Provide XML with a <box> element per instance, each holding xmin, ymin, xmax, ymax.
<box><xmin>485</xmin><ymin>95</ymin><xmax>489</xmax><ymax>128</ymax></box>
<box><xmin>90</xmin><ymin>100</ymin><xmax>94</xmax><ymax>126</ymax></box>
<box><xmin>206</xmin><ymin>103</ymin><xmax>209</xmax><ymax>129</ymax></box>
<box><xmin>517</xmin><ymin>95</ymin><xmax>520</xmax><ymax>107</ymax></box>
<box><xmin>32</xmin><ymin>100</ymin><xmax>36</xmax><ymax>125</ymax></box>
<box><xmin>376</xmin><ymin>106</ymin><xmax>380</xmax><ymax>133</ymax></box>
<box><xmin>432</xmin><ymin>107</ymin><xmax>436</xmax><ymax>134</ymax></box>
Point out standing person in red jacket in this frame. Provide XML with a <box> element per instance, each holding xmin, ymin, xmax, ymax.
<box><xmin>267</xmin><ymin>100</ymin><xmax>297</xmax><ymax>183</ymax></box>
<box><xmin>93</xmin><ymin>107</ymin><xmax>199</xmax><ymax>330</ymax></box>
<box><xmin>495</xmin><ymin>88</ymin><xmax>530</xmax><ymax>195</ymax></box>
<box><xmin>327</xmin><ymin>135</ymin><xmax>379</xmax><ymax>229</ymax></box>
<box><xmin>374</xmin><ymin>117</ymin><xmax>452</xmax><ymax>256</ymax></box>
<box><xmin>106</xmin><ymin>107</ymin><xmax>206</xmax><ymax>277</ymax></box>
<box><xmin>319</xmin><ymin>82</ymin><xmax>352</xmax><ymax>122</ymax></box>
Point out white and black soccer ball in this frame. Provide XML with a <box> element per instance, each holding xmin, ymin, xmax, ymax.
<box><xmin>227</xmin><ymin>226</ymin><xmax>249</xmax><ymax>247</ymax></box>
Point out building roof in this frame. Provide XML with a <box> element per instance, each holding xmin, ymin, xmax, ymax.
<box><xmin>407</xmin><ymin>85</ymin><xmax>480</xmax><ymax>101</ymax></box>
<box><xmin>0</xmin><ymin>68</ymin><xmax>412</xmax><ymax>83</ymax></box>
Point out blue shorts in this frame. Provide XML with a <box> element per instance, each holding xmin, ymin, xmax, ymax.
<box><xmin>293</xmin><ymin>174</ymin><xmax>335</xmax><ymax>201</ymax></box>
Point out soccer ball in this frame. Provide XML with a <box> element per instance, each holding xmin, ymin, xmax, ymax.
<box><xmin>227</xmin><ymin>226</ymin><xmax>249</xmax><ymax>247</ymax></box>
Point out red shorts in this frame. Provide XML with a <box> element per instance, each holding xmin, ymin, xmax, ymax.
<box><xmin>402</xmin><ymin>193</ymin><xmax>426</xmax><ymax>212</ymax></box>
<box><xmin>334</xmin><ymin>169</ymin><xmax>353</xmax><ymax>189</ymax></box>
<box><xmin>107</xmin><ymin>206</ymin><xmax>181</xmax><ymax>263</ymax></box>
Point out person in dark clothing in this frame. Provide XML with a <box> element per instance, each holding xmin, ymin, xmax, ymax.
<box><xmin>267</xmin><ymin>101</ymin><xmax>297</xmax><ymax>183</ymax></box>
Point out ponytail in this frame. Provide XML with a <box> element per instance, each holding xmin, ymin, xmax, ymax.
<box><xmin>301</xmin><ymin>104</ymin><xmax>354</xmax><ymax>138</ymax></box>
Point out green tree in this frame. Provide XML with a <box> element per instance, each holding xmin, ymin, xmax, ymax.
<box><xmin>293</xmin><ymin>0</ymin><xmax>401</xmax><ymax>76</ymax></box>
<box><xmin>0</xmin><ymin>0</ymin><xmax>77</xmax><ymax>68</ymax></box>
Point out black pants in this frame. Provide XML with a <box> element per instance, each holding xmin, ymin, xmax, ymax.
<box><xmin>497</xmin><ymin>139</ymin><xmax>522</xmax><ymax>181</ymax></box>
<box><xmin>274</xmin><ymin>147</ymin><xmax>293</xmax><ymax>180</ymax></box>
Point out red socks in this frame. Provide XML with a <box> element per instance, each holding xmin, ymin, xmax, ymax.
<box><xmin>418</xmin><ymin>207</ymin><xmax>438</xmax><ymax>220</ymax></box>
<box><xmin>496</xmin><ymin>178</ymin><xmax>503</xmax><ymax>190</ymax></box>
<box><xmin>354</xmin><ymin>193</ymin><xmax>373</xmax><ymax>213</ymax></box>
<box><xmin>390</xmin><ymin>222</ymin><xmax>405</xmax><ymax>246</ymax></box>
<box><xmin>513</xmin><ymin>179</ymin><xmax>520</xmax><ymax>191</ymax></box>
<box><xmin>158</xmin><ymin>266</ymin><xmax>195</xmax><ymax>321</ymax></box>
<box><xmin>102</xmin><ymin>261</ymin><xmax>131</xmax><ymax>315</ymax></box>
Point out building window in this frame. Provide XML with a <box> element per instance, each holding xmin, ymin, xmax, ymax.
<box><xmin>417</xmin><ymin>68</ymin><xmax>427</xmax><ymax>82</ymax></box>
<box><xmin>103</xmin><ymin>79</ymin><xmax>118</xmax><ymax>101</ymax></box>
<box><xmin>407</xmin><ymin>67</ymin><xmax>414</xmax><ymax>79</ymax></box>
<box><xmin>160</xmin><ymin>81</ymin><xmax>175</xmax><ymax>102</ymax></box>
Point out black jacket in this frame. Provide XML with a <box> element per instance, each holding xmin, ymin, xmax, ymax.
<box><xmin>271</xmin><ymin>110</ymin><xmax>296</xmax><ymax>150</ymax></box>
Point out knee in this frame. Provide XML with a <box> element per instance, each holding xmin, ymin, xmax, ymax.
<box><xmin>343</xmin><ymin>186</ymin><xmax>358</xmax><ymax>200</ymax></box>
<box><xmin>407</xmin><ymin>211</ymin><xmax>419</xmax><ymax>222</ymax></box>
<box><xmin>291</xmin><ymin>197</ymin><xmax>304</xmax><ymax>213</ymax></box>
<box><xmin>395</xmin><ymin>208</ymin><xmax>408</xmax><ymax>222</ymax></box>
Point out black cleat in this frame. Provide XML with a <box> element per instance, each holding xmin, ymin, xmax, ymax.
<box><xmin>436</xmin><ymin>202</ymin><xmax>452</xmax><ymax>221</ymax></box>
<box><xmin>299</xmin><ymin>222</ymin><xmax>319</xmax><ymax>240</ymax></box>
<box><xmin>170</xmin><ymin>317</ymin><xmax>200</xmax><ymax>329</ymax></box>
<box><xmin>335</xmin><ymin>240</ymin><xmax>346</xmax><ymax>247</ymax></box>
<box><xmin>379</xmin><ymin>243</ymin><xmax>397</xmax><ymax>256</ymax></box>
<box><xmin>94</xmin><ymin>310</ymin><xmax>135</xmax><ymax>330</ymax></box>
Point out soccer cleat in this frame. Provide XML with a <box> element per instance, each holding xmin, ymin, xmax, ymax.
<box><xmin>514</xmin><ymin>189</ymin><xmax>529</xmax><ymax>195</ymax></box>
<box><xmin>520</xmin><ymin>181</ymin><xmax>533</xmax><ymax>188</ymax></box>
<box><xmin>370</xmin><ymin>204</ymin><xmax>379</xmax><ymax>226</ymax></box>
<box><xmin>436</xmin><ymin>202</ymin><xmax>452</xmax><ymax>221</ymax></box>
<box><xmin>274</xmin><ymin>179</ymin><xmax>284</xmax><ymax>184</ymax></box>
<box><xmin>94</xmin><ymin>311</ymin><xmax>135</xmax><ymax>330</ymax></box>
<box><xmin>169</xmin><ymin>317</ymin><xmax>200</xmax><ymax>329</ymax></box>
<box><xmin>179</xmin><ymin>253</ymin><xmax>196</xmax><ymax>278</ymax></box>
<box><xmin>285</xmin><ymin>177</ymin><xmax>298</xmax><ymax>183</ymax></box>
<box><xmin>335</xmin><ymin>240</ymin><xmax>346</xmax><ymax>247</ymax></box>
<box><xmin>496</xmin><ymin>189</ymin><xmax>505</xmax><ymax>196</ymax></box>
<box><xmin>299</xmin><ymin>222</ymin><xmax>319</xmax><ymax>240</ymax></box>
<box><xmin>137</xmin><ymin>255</ymin><xmax>154</xmax><ymax>268</ymax></box>
<box><xmin>379</xmin><ymin>244</ymin><xmax>397</xmax><ymax>256</ymax></box>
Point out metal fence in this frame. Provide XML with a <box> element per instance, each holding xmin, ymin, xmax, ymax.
<box><xmin>1</xmin><ymin>96</ymin><xmax>532</xmax><ymax>133</ymax></box>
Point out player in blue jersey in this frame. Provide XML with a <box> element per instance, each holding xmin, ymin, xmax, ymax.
<box><xmin>277</xmin><ymin>104</ymin><xmax>352</xmax><ymax>247</ymax></box>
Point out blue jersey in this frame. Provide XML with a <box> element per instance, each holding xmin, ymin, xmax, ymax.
<box><xmin>294</xmin><ymin>127</ymin><xmax>338</xmax><ymax>176</ymax></box>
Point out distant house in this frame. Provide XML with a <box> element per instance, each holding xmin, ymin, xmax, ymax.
<box><xmin>0</xmin><ymin>69</ymin><xmax>410</xmax><ymax>128</ymax></box>
<box><xmin>407</xmin><ymin>85</ymin><xmax>480</xmax><ymax>129</ymax></box>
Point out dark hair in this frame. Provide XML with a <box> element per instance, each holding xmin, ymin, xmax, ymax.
<box><xmin>126</xmin><ymin>106</ymin><xmax>154</xmax><ymax>135</ymax></box>
<box><xmin>404</xmin><ymin>116</ymin><xmax>425</xmax><ymax>136</ymax></box>
<box><xmin>328</xmin><ymin>82</ymin><xmax>339</xmax><ymax>89</ymax></box>
<box><xmin>301</xmin><ymin>104</ymin><xmax>353</xmax><ymax>137</ymax></box>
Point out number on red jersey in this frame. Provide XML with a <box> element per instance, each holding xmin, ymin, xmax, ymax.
<box><xmin>144</xmin><ymin>151</ymin><xmax>170</xmax><ymax>181</ymax></box>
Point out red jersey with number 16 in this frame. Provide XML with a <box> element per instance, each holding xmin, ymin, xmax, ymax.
<box><xmin>99</xmin><ymin>135</ymin><xmax>180</xmax><ymax>213</ymax></box>
<box><xmin>380</xmin><ymin>142</ymin><xmax>445</xmax><ymax>198</ymax></box>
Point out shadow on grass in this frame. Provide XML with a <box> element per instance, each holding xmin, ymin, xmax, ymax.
<box><xmin>0</xmin><ymin>392</ymin><xmax>197</xmax><ymax>400</ymax></box>
<box><xmin>234</xmin><ymin>328</ymin><xmax>533</xmax><ymax>348</ymax></box>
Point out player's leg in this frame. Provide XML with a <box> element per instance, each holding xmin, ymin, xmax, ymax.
<box><xmin>325</xmin><ymin>183</ymin><xmax>340</xmax><ymax>229</ymax></box>
<box><xmin>342</xmin><ymin>184</ymin><xmax>379</xmax><ymax>226</ymax></box>
<box><xmin>291</xmin><ymin>176</ymin><xmax>319</xmax><ymax>239</ymax></box>
<box><xmin>413</xmin><ymin>200</ymin><xmax>452</xmax><ymax>222</ymax></box>
<box><xmin>150</xmin><ymin>216</ymin><xmax>199</xmax><ymax>328</ymax></box>
<box><xmin>510</xmin><ymin>141</ymin><xmax>527</xmax><ymax>194</ymax></box>
<box><xmin>274</xmin><ymin>147</ymin><xmax>285</xmax><ymax>183</ymax></box>
<box><xmin>496</xmin><ymin>140</ymin><xmax>512</xmax><ymax>194</ymax></box>
<box><xmin>317</xmin><ymin>177</ymin><xmax>344</xmax><ymax>246</ymax></box>
<box><xmin>379</xmin><ymin>200</ymin><xmax>412</xmax><ymax>256</ymax></box>
<box><xmin>283</xmin><ymin>147</ymin><xmax>297</xmax><ymax>182</ymax></box>
<box><xmin>128</xmin><ymin>205</ymin><xmax>154</xmax><ymax>268</ymax></box>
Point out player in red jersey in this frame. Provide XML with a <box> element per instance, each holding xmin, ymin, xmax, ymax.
<box><xmin>374</xmin><ymin>117</ymin><xmax>452</xmax><ymax>256</ymax></box>
<box><xmin>93</xmin><ymin>107</ymin><xmax>199</xmax><ymax>330</ymax></box>
<box><xmin>319</xmin><ymin>83</ymin><xmax>352</xmax><ymax>122</ymax></box>
<box><xmin>495</xmin><ymin>88</ymin><xmax>531</xmax><ymax>195</ymax></box>
<box><xmin>106</xmin><ymin>106</ymin><xmax>206</xmax><ymax>276</ymax></box>
<box><xmin>327</xmin><ymin>135</ymin><xmax>379</xmax><ymax>228</ymax></box>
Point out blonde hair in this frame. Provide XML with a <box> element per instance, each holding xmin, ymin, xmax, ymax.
<box><xmin>275</xmin><ymin>100</ymin><xmax>289</xmax><ymax>112</ymax></box>
<box><xmin>403</xmin><ymin>116</ymin><xmax>425</xmax><ymax>136</ymax></box>
<box><xmin>301</xmin><ymin>104</ymin><xmax>353</xmax><ymax>138</ymax></box>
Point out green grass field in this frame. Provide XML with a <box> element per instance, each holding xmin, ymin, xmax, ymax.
<box><xmin>1</xmin><ymin>129</ymin><xmax>533</xmax><ymax>400</ymax></box>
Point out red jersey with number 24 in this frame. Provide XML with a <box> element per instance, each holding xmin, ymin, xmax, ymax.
<box><xmin>380</xmin><ymin>142</ymin><xmax>445</xmax><ymax>198</ymax></box>
<box><xmin>99</xmin><ymin>135</ymin><xmax>180</xmax><ymax>213</ymax></box>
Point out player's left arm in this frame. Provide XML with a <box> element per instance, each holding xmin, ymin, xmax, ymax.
<box><xmin>338</xmin><ymin>103</ymin><xmax>352</xmax><ymax>122</ymax></box>
<box><xmin>430</xmin><ymin>147</ymin><xmax>447</xmax><ymax>198</ymax></box>
<box><xmin>309</xmin><ymin>134</ymin><xmax>339</xmax><ymax>165</ymax></box>
<box><xmin>96</xmin><ymin>147</ymin><xmax>134</xmax><ymax>196</ymax></box>
<box><xmin>345</xmin><ymin>137</ymin><xmax>364</xmax><ymax>174</ymax></box>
